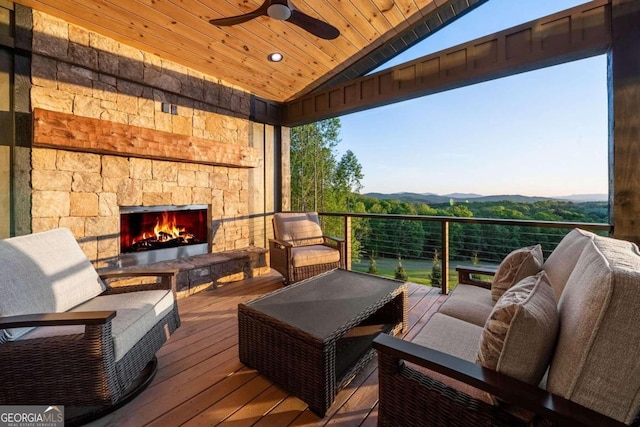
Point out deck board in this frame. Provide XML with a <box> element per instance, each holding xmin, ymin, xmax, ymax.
<box><xmin>86</xmin><ymin>270</ymin><xmax>444</xmax><ymax>427</ymax></box>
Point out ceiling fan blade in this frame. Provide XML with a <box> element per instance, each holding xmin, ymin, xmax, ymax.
<box><xmin>209</xmin><ymin>12</ymin><xmax>262</xmax><ymax>26</ymax></box>
<box><xmin>209</xmin><ymin>1</ymin><xmax>271</xmax><ymax>26</ymax></box>
<box><xmin>288</xmin><ymin>10</ymin><xmax>340</xmax><ymax>40</ymax></box>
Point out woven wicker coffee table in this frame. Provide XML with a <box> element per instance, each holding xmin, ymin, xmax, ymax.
<box><xmin>238</xmin><ymin>269</ymin><xmax>407</xmax><ymax>416</ymax></box>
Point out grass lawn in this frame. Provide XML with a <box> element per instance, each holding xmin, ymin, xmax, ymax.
<box><xmin>352</xmin><ymin>256</ymin><xmax>497</xmax><ymax>288</ymax></box>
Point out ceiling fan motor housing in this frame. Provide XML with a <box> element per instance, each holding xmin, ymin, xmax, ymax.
<box><xmin>267</xmin><ymin>4</ymin><xmax>292</xmax><ymax>21</ymax></box>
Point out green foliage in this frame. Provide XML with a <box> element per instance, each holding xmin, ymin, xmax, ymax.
<box><xmin>290</xmin><ymin>120</ymin><xmax>609</xmax><ymax>277</ymax></box>
<box><xmin>367</xmin><ymin>253</ymin><xmax>378</xmax><ymax>275</ymax></box>
<box><xmin>395</xmin><ymin>257</ymin><xmax>408</xmax><ymax>281</ymax></box>
<box><xmin>290</xmin><ymin>119</ymin><xmax>367</xmax><ymax>262</ymax></box>
<box><xmin>290</xmin><ymin>119</ymin><xmax>341</xmax><ymax>213</ymax></box>
<box><xmin>431</xmin><ymin>250</ymin><xmax>442</xmax><ymax>288</ymax></box>
<box><xmin>357</xmin><ymin>194</ymin><xmax>609</xmax><ymax>265</ymax></box>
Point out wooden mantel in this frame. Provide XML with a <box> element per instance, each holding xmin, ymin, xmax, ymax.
<box><xmin>33</xmin><ymin>109</ymin><xmax>260</xmax><ymax>168</ymax></box>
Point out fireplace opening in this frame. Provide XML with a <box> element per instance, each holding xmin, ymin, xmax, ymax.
<box><xmin>119</xmin><ymin>205</ymin><xmax>210</xmax><ymax>266</ymax></box>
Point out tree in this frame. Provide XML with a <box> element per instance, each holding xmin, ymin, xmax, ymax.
<box><xmin>395</xmin><ymin>256</ymin><xmax>408</xmax><ymax>281</ymax></box>
<box><xmin>290</xmin><ymin>119</ymin><xmax>366</xmax><ymax>263</ymax></box>
<box><xmin>290</xmin><ymin>118</ymin><xmax>341</xmax><ymax>212</ymax></box>
<box><xmin>431</xmin><ymin>250</ymin><xmax>442</xmax><ymax>288</ymax></box>
<box><xmin>335</xmin><ymin>150</ymin><xmax>364</xmax><ymax>210</ymax></box>
<box><xmin>367</xmin><ymin>252</ymin><xmax>378</xmax><ymax>275</ymax></box>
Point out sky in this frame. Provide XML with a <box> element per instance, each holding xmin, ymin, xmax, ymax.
<box><xmin>337</xmin><ymin>0</ymin><xmax>608</xmax><ymax>198</ymax></box>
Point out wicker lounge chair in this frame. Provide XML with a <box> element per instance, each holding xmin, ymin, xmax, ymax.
<box><xmin>269</xmin><ymin>212</ymin><xmax>345</xmax><ymax>284</ymax></box>
<box><xmin>0</xmin><ymin>228</ymin><xmax>180</xmax><ymax>414</ymax></box>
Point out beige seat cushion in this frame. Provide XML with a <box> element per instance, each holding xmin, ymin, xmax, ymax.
<box><xmin>437</xmin><ymin>284</ymin><xmax>495</xmax><ymax>327</ymax></box>
<box><xmin>547</xmin><ymin>238</ymin><xmax>640</xmax><ymax>424</ymax></box>
<box><xmin>291</xmin><ymin>245</ymin><xmax>340</xmax><ymax>268</ymax></box>
<box><xmin>478</xmin><ymin>271</ymin><xmax>559</xmax><ymax>385</ymax></box>
<box><xmin>21</xmin><ymin>290</ymin><xmax>175</xmax><ymax>362</ymax></box>
<box><xmin>408</xmin><ymin>314</ymin><xmax>494</xmax><ymax>407</ymax></box>
<box><xmin>491</xmin><ymin>244</ymin><xmax>543</xmax><ymax>302</ymax></box>
<box><xmin>273</xmin><ymin>212</ymin><xmax>324</xmax><ymax>247</ymax></box>
<box><xmin>412</xmin><ymin>312</ymin><xmax>484</xmax><ymax>362</ymax></box>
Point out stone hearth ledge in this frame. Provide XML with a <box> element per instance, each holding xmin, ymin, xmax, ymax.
<box><xmin>100</xmin><ymin>247</ymin><xmax>272</xmax><ymax>299</ymax></box>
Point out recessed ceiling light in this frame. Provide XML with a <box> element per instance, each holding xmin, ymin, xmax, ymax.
<box><xmin>268</xmin><ymin>52</ymin><xmax>283</xmax><ymax>62</ymax></box>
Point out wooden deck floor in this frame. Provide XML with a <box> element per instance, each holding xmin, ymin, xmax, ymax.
<box><xmin>87</xmin><ymin>270</ymin><xmax>447</xmax><ymax>427</ymax></box>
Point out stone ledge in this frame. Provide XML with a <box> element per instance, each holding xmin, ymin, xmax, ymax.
<box><xmin>102</xmin><ymin>247</ymin><xmax>270</xmax><ymax>298</ymax></box>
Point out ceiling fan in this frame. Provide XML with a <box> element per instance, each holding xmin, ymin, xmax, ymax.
<box><xmin>209</xmin><ymin>0</ymin><xmax>340</xmax><ymax>40</ymax></box>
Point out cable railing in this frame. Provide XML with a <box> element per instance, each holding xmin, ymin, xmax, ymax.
<box><xmin>317</xmin><ymin>212</ymin><xmax>612</xmax><ymax>294</ymax></box>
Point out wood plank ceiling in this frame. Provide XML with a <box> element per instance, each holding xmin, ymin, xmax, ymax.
<box><xmin>12</xmin><ymin>0</ymin><xmax>485</xmax><ymax>103</ymax></box>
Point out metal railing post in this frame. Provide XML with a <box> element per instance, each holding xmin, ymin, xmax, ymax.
<box><xmin>344</xmin><ymin>215</ymin><xmax>352</xmax><ymax>270</ymax></box>
<box><xmin>441</xmin><ymin>220</ymin><xmax>449</xmax><ymax>295</ymax></box>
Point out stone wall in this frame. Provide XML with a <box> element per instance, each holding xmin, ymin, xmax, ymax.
<box><xmin>29</xmin><ymin>11</ymin><xmax>269</xmax><ymax>268</ymax></box>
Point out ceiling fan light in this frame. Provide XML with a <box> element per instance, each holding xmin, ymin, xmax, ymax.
<box><xmin>267</xmin><ymin>4</ymin><xmax>291</xmax><ymax>21</ymax></box>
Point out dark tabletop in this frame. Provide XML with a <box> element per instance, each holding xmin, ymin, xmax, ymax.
<box><xmin>244</xmin><ymin>269</ymin><xmax>404</xmax><ymax>341</ymax></box>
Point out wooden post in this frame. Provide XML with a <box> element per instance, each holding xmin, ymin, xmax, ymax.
<box><xmin>344</xmin><ymin>215</ymin><xmax>352</xmax><ymax>270</ymax></box>
<box><xmin>611</xmin><ymin>0</ymin><xmax>640</xmax><ymax>245</ymax></box>
<box><xmin>441</xmin><ymin>221</ymin><xmax>449</xmax><ymax>295</ymax></box>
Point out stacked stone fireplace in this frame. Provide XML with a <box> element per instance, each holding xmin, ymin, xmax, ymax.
<box><xmin>26</xmin><ymin>11</ymin><xmax>282</xmax><ymax>293</ymax></box>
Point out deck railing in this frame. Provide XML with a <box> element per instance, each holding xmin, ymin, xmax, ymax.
<box><xmin>317</xmin><ymin>212</ymin><xmax>612</xmax><ymax>294</ymax></box>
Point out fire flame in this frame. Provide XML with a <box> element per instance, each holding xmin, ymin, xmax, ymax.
<box><xmin>134</xmin><ymin>212</ymin><xmax>194</xmax><ymax>244</ymax></box>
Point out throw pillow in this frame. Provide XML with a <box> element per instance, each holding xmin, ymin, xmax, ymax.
<box><xmin>491</xmin><ymin>244</ymin><xmax>543</xmax><ymax>302</ymax></box>
<box><xmin>478</xmin><ymin>271</ymin><xmax>559</xmax><ymax>385</ymax></box>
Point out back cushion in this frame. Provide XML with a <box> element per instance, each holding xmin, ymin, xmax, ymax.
<box><xmin>543</xmin><ymin>228</ymin><xmax>595</xmax><ymax>300</ymax></box>
<box><xmin>0</xmin><ymin>228</ymin><xmax>106</xmax><ymax>342</ymax></box>
<box><xmin>547</xmin><ymin>238</ymin><xmax>640</xmax><ymax>424</ymax></box>
<box><xmin>491</xmin><ymin>244</ymin><xmax>543</xmax><ymax>302</ymax></box>
<box><xmin>273</xmin><ymin>212</ymin><xmax>324</xmax><ymax>247</ymax></box>
<box><xmin>479</xmin><ymin>271</ymin><xmax>559</xmax><ymax>385</ymax></box>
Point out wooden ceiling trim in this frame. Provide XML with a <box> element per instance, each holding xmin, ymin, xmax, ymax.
<box><xmin>283</xmin><ymin>0</ymin><xmax>612</xmax><ymax>127</ymax></box>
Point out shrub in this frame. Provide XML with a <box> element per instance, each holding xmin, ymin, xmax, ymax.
<box><xmin>367</xmin><ymin>254</ymin><xmax>378</xmax><ymax>275</ymax></box>
<box><xmin>431</xmin><ymin>250</ymin><xmax>442</xmax><ymax>288</ymax></box>
<box><xmin>395</xmin><ymin>256</ymin><xmax>408</xmax><ymax>281</ymax></box>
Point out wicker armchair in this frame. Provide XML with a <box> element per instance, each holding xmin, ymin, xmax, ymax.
<box><xmin>0</xmin><ymin>228</ymin><xmax>180</xmax><ymax>419</ymax></box>
<box><xmin>269</xmin><ymin>212</ymin><xmax>345</xmax><ymax>284</ymax></box>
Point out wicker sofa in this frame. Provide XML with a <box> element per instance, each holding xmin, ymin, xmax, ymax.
<box><xmin>374</xmin><ymin>228</ymin><xmax>640</xmax><ymax>427</ymax></box>
<box><xmin>0</xmin><ymin>228</ymin><xmax>180</xmax><ymax>408</ymax></box>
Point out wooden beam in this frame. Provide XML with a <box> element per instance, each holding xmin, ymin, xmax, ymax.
<box><xmin>33</xmin><ymin>108</ymin><xmax>260</xmax><ymax>168</ymax></box>
<box><xmin>282</xmin><ymin>0</ymin><xmax>611</xmax><ymax>126</ymax></box>
<box><xmin>250</xmin><ymin>95</ymin><xmax>282</xmax><ymax>126</ymax></box>
<box><xmin>610</xmin><ymin>0</ymin><xmax>640</xmax><ymax>244</ymax></box>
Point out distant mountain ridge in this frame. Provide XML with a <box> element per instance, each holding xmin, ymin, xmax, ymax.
<box><xmin>364</xmin><ymin>192</ymin><xmax>608</xmax><ymax>204</ymax></box>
